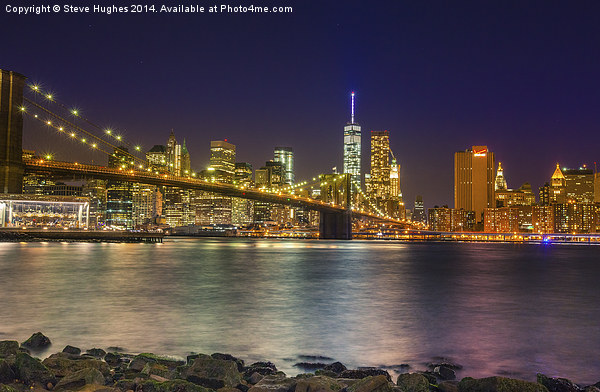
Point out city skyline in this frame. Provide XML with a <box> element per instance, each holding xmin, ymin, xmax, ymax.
<box><xmin>3</xmin><ymin>1</ymin><xmax>600</xmax><ymax>209</ymax></box>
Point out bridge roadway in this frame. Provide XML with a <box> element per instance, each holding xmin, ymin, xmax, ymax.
<box><xmin>24</xmin><ymin>159</ymin><xmax>406</xmax><ymax>227</ymax></box>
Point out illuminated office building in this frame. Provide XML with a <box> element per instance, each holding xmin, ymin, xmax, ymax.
<box><xmin>232</xmin><ymin>162</ymin><xmax>254</xmax><ymax>226</ymax></box>
<box><xmin>596</xmin><ymin>173</ymin><xmax>600</xmax><ymax>203</ymax></box>
<box><xmin>454</xmin><ymin>146</ymin><xmax>495</xmax><ymax>223</ymax></box>
<box><xmin>412</xmin><ymin>195</ymin><xmax>426</xmax><ymax>224</ymax></box>
<box><xmin>343</xmin><ymin>91</ymin><xmax>361</xmax><ymax>187</ymax></box>
<box><xmin>210</xmin><ymin>140</ymin><xmax>236</xmax><ymax>183</ymax></box>
<box><xmin>274</xmin><ymin>147</ymin><xmax>294</xmax><ymax>185</ymax></box>
<box><xmin>369</xmin><ymin>131</ymin><xmax>391</xmax><ymax>199</ymax></box>
<box><xmin>549</xmin><ymin>163</ymin><xmax>566</xmax><ymax>203</ymax></box>
<box><xmin>563</xmin><ymin>166</ymin><xmax>594</xmax><ymax>203</ymax></box>
<box><xmin>494</xmin><ymin>162</ymin><xmax>507</xmax><ymax>191</ymax></box>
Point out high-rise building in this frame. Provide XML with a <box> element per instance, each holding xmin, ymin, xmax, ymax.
<box><xmin>166</xmin><ymin>130</ymin><xmax>182</xmax><ymax>175</ymax></box>
<box><xmin>454</xmin><ymin>146</ymin><xmax>495</xmax><ymax>223</ymax></box>
<box><xmin>563</xmin><ymin>167</ymin><xmax>594</xmax><ymax>203</ymax></box>
<box><xmin>210</xmin><ymin>140</ymin><xmax>236</xmax><ymax>182</ymax></box>
<box><xmin>496</xmin><ymin>183</ymin><xmax>536</xmax><ymax>207</ymax></box>
<box><xmin>106</xmin><ymin>147</ymin><xmax>134</xmax><ymax>229</ymax></box>
<box><xmin>146</xmin><ymin>145</ymin><xmax>168</xmax><ymax>173</ymax></box>
<box><xmin>549</xmin><ymin>164</ymin><xmax>566</xmax><ymax>203</ymax></box>
<box><xmin>232</xmin><ymin>162</ymin><xmax>254</xmax><ymax>226</ymax></box>
<box><xmin>274</xmin><ymin>147</ymin><xmax>294</xmax><ymax>185</ymax></box>
<box><xmin>343</xmin><ymin>91</ymin><xmax>361</xmax><ymax>187</ymax></box>
<box><xmin>595</xmin><ymin>172</ymin><xmax>600</xmax><ymax>203</ymax></box>
<box><xmin>369</xmin><ymin>131</ymin><xmax>391</xmax><ymax>199</ymax></box>
<box><xmin>413</xmin><ymin>195</ymin><xmax>426</xmax><ymax>224</ymax></box>
<box><xmin>181</xmin><ymin>139</ymin><xmax>191</xmax><ymax>176</ymax></box>
<box><xmin>494</xmin><ymin>162</ymin><xmax>507</xmax><ymax>191</ymax></box>
<box><xmin>82</xmin><ymin>179</ymin><xmax>107</xmax><ymax>229</ymax></box>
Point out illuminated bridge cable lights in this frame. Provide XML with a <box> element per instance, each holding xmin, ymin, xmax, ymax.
<box><xmin>22</xmin><ymin>97</ymin><xmax>146</xmax><ymax>166</ymax></box>
<box><xmin>26</xmin><ymin>83</ymin><xmax>143</xmax><ymax>157</ymax></box>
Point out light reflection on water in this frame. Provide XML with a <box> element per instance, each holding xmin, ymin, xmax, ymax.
<box><xmin>0</xmin><ymin>239</ymin><xmax>599</xmax><ymax>384</ymax></box>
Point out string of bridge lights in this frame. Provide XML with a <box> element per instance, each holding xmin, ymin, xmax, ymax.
<box><xmin>27</xmin><ymin>84</ymin><xmax>142</xmax><ymax>152</ymax></box>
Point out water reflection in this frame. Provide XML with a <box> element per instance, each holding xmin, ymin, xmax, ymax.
<box><xmin>0</xmin><ymin>239</ymin><xmax>599</xmax><ymax>384</ymax></box>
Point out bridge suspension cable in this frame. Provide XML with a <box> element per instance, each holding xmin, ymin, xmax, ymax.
<box><xmin>27</xmin><ymin>83</ymin><xmax>137</xmax><ymax>150</ymax></box>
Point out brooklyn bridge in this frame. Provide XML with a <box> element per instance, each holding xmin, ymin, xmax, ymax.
<box><xmin>0</xmin><ymin>69</ymin><xmax>412</xmax><ymax>239</ymax></box>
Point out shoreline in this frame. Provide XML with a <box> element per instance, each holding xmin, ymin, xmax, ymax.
<box><xmin>1</xmin><ymin>333</ymin><xmax>599</xmax><ymax>392</ymax></box>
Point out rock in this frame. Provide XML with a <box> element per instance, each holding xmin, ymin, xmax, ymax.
<box><xmin>340</xmin><ymin>369</ymin><xmax>391</xmax><ymax>382</ymax></box>
<box><xmin>138</xmin><ymin>379</ymin><xmax>213</xmax><ymax>392</ymax></box>
<box><xmin>458</xmin><ymin>376</ymin><xmax>549</xmax><ymax>392</ymax></box>
<box><xmin>0</xmin><ymin>358</ymin><xmax>16</xmax><ymax>383</ymax></box>
<box><xmin>294</xmin><ymin>363</ymin><xmax>328</xmax><ymax>371</ymax></box>
<box><xmin>14</xmin><ymin>352</ymin><xmax>57</xmax><ymax>386</ymax></box>
<box><xmin>537</xmin><ymin>374</ymin><xmax>582</xmax><ymax>392</ymax></box>
<box><xmin>584</xmin><ymin>387</ymin><xmax>600</xmax><ymax>392</ymax></box>
<box><xmin>244</xmin><ymin>363</ymin><xmax>279</xmax><ymax>379</ymax></box>
<box><xmin>54</xmin><ymin>368</ymin><xmax>106</xmax><ymax>390</ymax></box>
<box><xmin>314</xmin><ymin>370</ymin><xmax>338</xmax><ymax>378</ymax></box>
<box><xmin>115</xmin><ymin>379</ymin><xmax>137</xmax><ymax>391</ymax></box>
<box><xmin>347</xmin><ymin>375</ymin><xmax>392</xmax><ymax>392</ymax></box>
<box><xmin>248</xmin><ymin>372</ymin><xmax>264</xmax><ymax>385</ymax></box>
<box><xmin>236</xmin><ymin>383</ymin><xmax>250</xmax><ymax>392</ymax></box>
<box><xmin>188</xmin><ymin>355</ymin><xmax>211</xmax><ymax>365</ymax></box>
<box><xmin>417</xmin><ymin>372</ymin><xmax>436</xmax><ymax>385</ymax></box>
<box><xmin>0</xmin><ymin>341</ymin><xmax>19</xmax><ymax>358</ymax></box>
<box><xmin>130</xmin><ymin>354</ymin><xmax>185</xmax><ymax>371</ymax></box>
<box><xmin>43</xmin><ymin>352</ymin><xmax>111</xmax><ymax>377</ymax></box>
<box><xmin>323</xmin><ymin>362</ymin><xmax>346</xmax><ymax>375</ymax></box>
<box><xmin>438</xmin><ymin>381</ymin><xmax>459</xmax><ymax>392</ymax></box>
<box><xmin>150</xmin><ymin>375</ymin><xmax>170</xmax><ymax>382</ymax></box>
<box><xmin>21</xmin><ymin>333</ymin><xmax>51</xmax><ymax>350</ymax></box>
<box><xmin>433</xmin><ymin>366</ymin><xmax>456</xmax><ymax>381</ymax></box>
<box><xmin>104</xmin><ymin>352</ymin><xmax>122</xmax><ymax>367</ymax></box>
<box><xmin>294</xmin><ymin>375</ymin><xmax>342</xmax><ymax>392</ymax></box>
<box><xmin>212</xmin><ymin>354</ymin><xmax>245</xmax><ymax>372</ymax></box>
<box><xmin>142</xmin><ymin>363</ymin><xmax>172</xmax><ymax>380</ymax></box>
<box><xmin>86</xmin><ymin>349</ymin><xmax>106</xmax><ymax>359</ymax></box>
<box><xmin>248</xmin><ymin>374</ymin><xmax>297</xmax><ymax>392</ymax></box>
<box><xmin>298</xmin><ymin>356</ymin><xmax>334</xmax><ymax>362</ymax></box>
<box><xmin>185</xmin><ymin>357</ymin><xmax>242</xmax><ymax>389</ymax></box>
<box><xmin>396</xmin><ymin>373</ymin><xmax>430</xmax><ymax>392</ymax></box>
<box><xmin>63</xmin><ymin>345</ymin><xmax>82</xmax><ymax>355</ymax></box>
<box><xmin>218</xmin><ymin>388</ymin><xmax>242</xmax><ymax>392</ymax></box>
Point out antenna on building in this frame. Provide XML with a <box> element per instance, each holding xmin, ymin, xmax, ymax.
<box><xmin>351</xmin><ymin>91</ymin><xmax>355</xmax><ymax>124</ymax></box>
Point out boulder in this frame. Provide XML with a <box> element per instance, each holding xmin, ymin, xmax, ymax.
<box><xmin>86</xmin><ymin>349</ymin><xmax>106</xmax><ymax>359</ymax></box>
<box><xmin>42</xmin><ymin>352</ymin><xmax>111</xmax><ymax>377</ymax></box>
<box><xmin>0</xmin><ymin>359</ymin><xmax>16</xmax><ymax>383</ymax></box>
<box><xmin>427</xmin><ymin>362</ymin><xmax>463</xmax><ymax>371</ymax></box>
<box><xmin>323</xmin><ymin>362</ymin><xmax>346</xmax><ymax>375</ymax></box>
<box><xmin>244</xmin><ymin>362</ymin><xmax>279</xmax><ymax>379</ymax></box>
<box><xmin>185</xmin><ymin>357</ymin><xmax>242</xmax><ymax>389</ymax></box>
<box><xmin>458</xmin><ymin>376</ymin><xmax>549</xmax><ymax>392</ymax></box>
<box><xmin>142</xmin><ymin>363</ymin><xmax>172</xmax><ymax>380</ymax></box>
<box><xmin>537</xmin><ymin>374</ymin><xmax>582</xmax><ymax>392</ymax></box>
<box><xmin>248</xmin><ymin>375</ymin><xmax>296</xmax><ymax>392</ymax></box>
<box><xmin>21</xmin><ymin>333</ymin><xmax>51</xmax><ymax>350</ymax></box>
<box><xmin>437</xmin><ymin>381</ymin><xmax>459</xmax><ymax>392</ymax></box>
<box><xmin>584</xmin><ymin>387</ymin><xmax>600</xmax><ymax>392</ymax></box>
<box><xmin>248</xmin><ymin>372</ymin><xmax>264</xmax><ymax>385</ymax></box>
<box><xmin>314</xmin><ymin>370</ymin><xmax>338</xmax><ymax>378</ymax></box>
<box><xmin>396</xmin><ymin>373</ymin><xmax>430</xmax><ymax>392</ymax></box>
<box><xmin>347</xmin><ymin>375</ymin><xmax>392</xmax><ymax>392</ymax></box>
<box><xmin>104</xmin><ymin>352</ymin><xmax>122</xmax><ymax>367</ymax></box>
<box><xmin>417</xmin><ymin>372</ymin><xmax>436</xmax><ymax>385</ymax></box>
<box><xmin>294</xmin><ymin>376</ymin><xmax>342</xmax><ymax>392</ymax></box>
<box><xmin>433</xmin><ymin>366</ymin><xmax>456</xmax><ymax>381</ymax></box>
<box><xmin>130</xmin><ymin>354</ymin><xmax>185</xmax><ymax>372</ymax></box>
<box><xmin>63</xmin><ymin>345</ymin><xmax>82</xmax><ymax>355</ymax></box>
<box><xmin>212</xmin><ymin>354</ymin><xmax>245</xmax><ymax>372</ymax></box>
<box><xmin>138</xmin><ymin>379</ymin><xmax>214</xmax><ymax>392</ymax></box>
<box><xmin>340</xmin><ymin>369</ymin><xmax>391</xmax><ymax>382</ymax></box>
<box><xmin>14</xmin><ymin>352</ymin><xmax>56</xmax><ymax>386</ymax></box>
<box><xmin>0</xmin><ymin>341</ymin><xmax>19</xmax><ymax>358</ymax></box>
<box><xmin>54</xmin><ymin>368</ymin><xmax>106</xmax><ymax>390</ymax></box>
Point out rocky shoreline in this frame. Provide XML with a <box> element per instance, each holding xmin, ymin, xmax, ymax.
<box><xmin>1</xmin><ymin>333</ymin><xmax>598</xmax><ymax>392</ymax></box>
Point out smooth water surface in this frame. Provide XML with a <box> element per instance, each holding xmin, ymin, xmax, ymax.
<box><xmin>1</xmin><ymin>239</ymin><xmax>599</xmax><ymax>383</ymax></box>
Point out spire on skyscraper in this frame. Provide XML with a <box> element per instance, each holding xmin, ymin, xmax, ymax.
<box><xmin>495</xmin><ymin>162</ymin><xmax>507</xmax><ymax>191</ymax></box>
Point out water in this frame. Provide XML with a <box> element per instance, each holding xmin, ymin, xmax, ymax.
<box><xmin>1</xmin><ymin>238</ymin><xmax>599</xmax><ymax>384</ymax></box>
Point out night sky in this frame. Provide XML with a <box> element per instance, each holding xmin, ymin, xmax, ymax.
<box><xmin>3</xmin><ymin>0</ymin><xmax>600</xmax><ymax>209</ymax></box>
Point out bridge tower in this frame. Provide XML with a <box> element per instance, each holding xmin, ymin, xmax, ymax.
<box><xmin>0</xmin><ymin>70</ymin><xmax>26</xmax><ymax>194</ymax></box>
<box><xmin>319</xmin><ymin>173</ymin><xmax>353</xmax><ymax>239</ymax></box>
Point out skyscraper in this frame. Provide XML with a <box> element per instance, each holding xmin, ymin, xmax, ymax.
<box><xmin>454</xmin><ymin>146</ymin><xmax>496</xmax><ymax>222</ymax></box>
<box><xmin>166</xmin><ymin>130</ymin><xmax>182</xmax><ymax>175</ymax></box>
<box><xmin>494</xmin><ymin>162</ymin><xmax>507</xmax><ymax>191</ymax></box>
<box><xmin>274</xmin><ymin>147</ymin><xmax>294</xmax><ymax>185</ymax></box>
<box><xmin>369</xmin><ymin>130</ymin><xmax>391</xmax><ymax>199</ymax></box>
<box><xmin>413</xmin><ymin>195</ymin><xmax>426</xmax><ymax>224</ymax></box>
<box><xmin>563</xmin><ymin>166</ymin><xmax>594</xmax><ymax>203</ymax></box>
<box><xmin>343</xmin><ymin>91</ymin><xmax>361</xmax><ymax>187</ymax></box>
<box><xmin>210</xmin><ymin>140</ymin><xmax>236</xmax><ymax>182</ymax></box>
<box><xmin>549</xmin><ymin>163</ymin><xmax>566</xmax><ymax>203</ymax></box>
